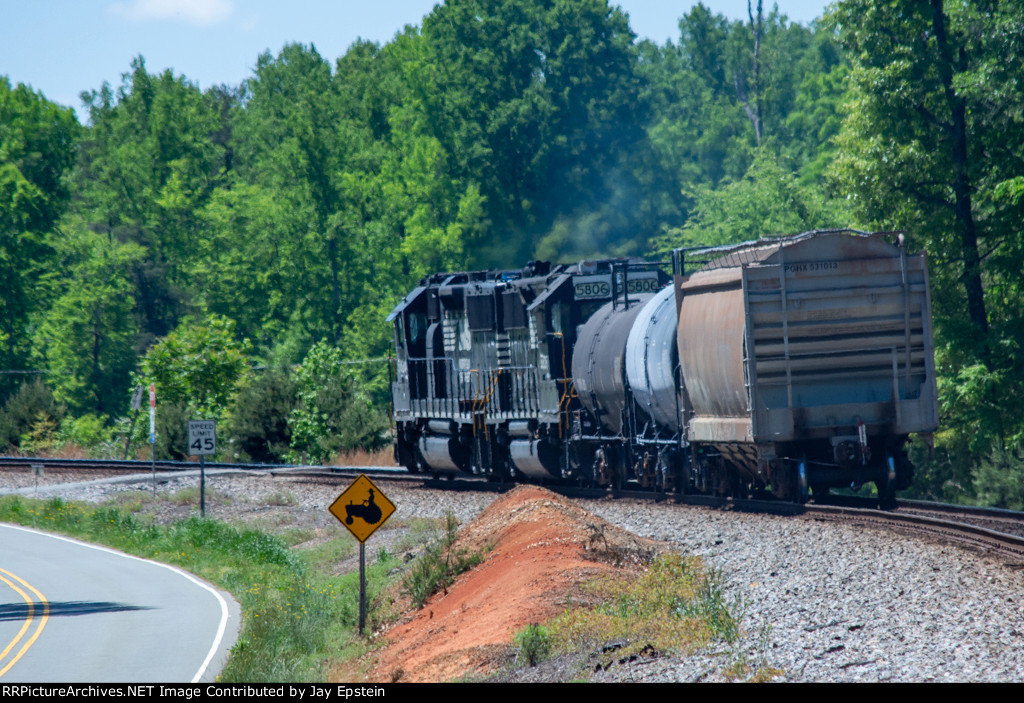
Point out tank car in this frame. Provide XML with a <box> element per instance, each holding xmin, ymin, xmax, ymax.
<box><xmin>567</xmin><ymin>279</ymin><xmax>684</xmax><ymax>491</ymax></box>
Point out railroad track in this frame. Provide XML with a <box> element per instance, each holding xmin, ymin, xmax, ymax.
<box><xmin>4</xmin><ymin>457</ymin><xmax>1024</xmax><ymax>563</ymax></box>
<box><xmin>278</xmin><ymin>466</ymin><xmax>1024</xmax><ymax>561</ymax></box>
<box><xmin>803</xmin><ymin>502</ymin><xmax>1024</xmax><ymax>565</ymax></box>
<box><xmin>0</xmin><ymin>456</ymin><xmax>277</xmax><ymax>473</ymax></box>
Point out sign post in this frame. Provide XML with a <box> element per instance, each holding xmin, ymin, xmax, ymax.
<box><xmin>149</xmin><ymin>384</ymin><xmax>156</xmax><ymax>491</ymax></box>
<box><xmin>31</xmin><ymin>463</ymin><xmax>43</xmax><ymax>494</ymax></box>
<box><xmin>329</xmin><ymin>475</ymin><xmax>396</xmax><ymax>635</ymax></box>
<box><xmin>187</xmin><ymin>420</ymin><xmax>217</xmax><ymax>517</ymax></box>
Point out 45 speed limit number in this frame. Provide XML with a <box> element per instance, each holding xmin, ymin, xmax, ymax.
<box><xmin>187</xmin><ymin>420</ymin><xmax>216</xmax><ymax>456</ymax></box>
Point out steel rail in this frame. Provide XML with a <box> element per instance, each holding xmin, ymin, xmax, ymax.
<box><xmin>5</xmin><ymin>458</ymin><xmax>1023</xmax><ymax>562</ymax></box>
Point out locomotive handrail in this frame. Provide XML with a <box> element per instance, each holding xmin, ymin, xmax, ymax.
<box><xmin>557</xmin><ymin>380</ymin><xmax>577</xmax><ymax>440</ymax></box>
<box><xmin>552</xmin><ymin>331</ymin><xmax>575</xmax><ymax>438</ymax></box>
<box><xmin>469</xmin><ymin>368</ymin><xmax>483</xmax><ymax>430</ymax></box>
<box><xmin>405</xmin><ymin>356</ymin><xmax>546</xmax><ymax>422</ymax></box>
<box><xmin>476</xmin><ymin>369</ymin><xmax>504</xmax><ymax>441</ymax></box>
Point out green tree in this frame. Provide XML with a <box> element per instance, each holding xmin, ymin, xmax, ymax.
<box><xmin>829</xmin><ymin>0</ymin><xmax>1024</xmax><ymax>497</ymax></box>
<box><xmin>0</xmin><ymin>78</ymin><xmax>78</xmax><ymax>399</ymax></box>
<box><xmin>651</xmin><ymin>149</ymin><xmax>851</xmax><ymax>254</ymax></box>
<box><xmin>219</xmin><ymin>37</ymin><xmax>482</xmax><ymax>370</ymax></box>
<box><xmin>636</xmin><ymin>4</ymin><xmax>843</xmax><ymax>253</ymax></box>
<box><xmin>0</xmin><ymin>377</ymin><xmax>63</xmax><ymax>453</ymax></box>
<box><xmin>74</xmin><ymin>58</ymin><xmax>228</xmax><ymax>343</ymax></box>
<box><xmin>196</xmin><ymin>183</ymin><xmax>309</xmax><ymax>351</ymax></box>
<box><xmin>229</xmin><ymin>44</ymin><xmax>370</xmax><ymax>345</ymax></box>
<box><xmin>345</xmin><ymin>30</ymin><xmax>486</xmax><ymax>335</ymax></box>
<box><xmin>287</xmin><ymin>342</ymin><xmax>386</xmax><ymax>464</ymax></box>
<box><xmin>225</xmin><ymin>366</ymin><xmax>297</xmax><ymax>464</ymax></box>
<box><xmin>139</xmin><ymin>314</ymin><xmax>252</xmax><ymax>420</ymax></box>
<box><xmin>417</xmin><ymin>0</ymin><xmax>646</xmax><ymax>264</ymax></box>
<box><xmin>33</xmin><ymin>224</ymin><xmax>143</xmax><ymax>416</ymax></box>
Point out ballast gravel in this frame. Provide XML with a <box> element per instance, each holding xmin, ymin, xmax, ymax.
<box><xmin>2</xmin><ymin>469</ymin><xmax>1023</xmax><ymax>682</ymax></box>
<box><xmin>580</xmin><ymin>499</ymin><xmax>1024</xmax><ymax>683</ymax></box>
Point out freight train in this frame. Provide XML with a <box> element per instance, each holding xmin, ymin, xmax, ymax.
<box><xmin>388</xmin><ymin>230</ymin><xmax>939</xmax><ymax>506</ymax></box>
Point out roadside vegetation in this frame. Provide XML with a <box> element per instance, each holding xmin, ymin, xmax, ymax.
<box><xmin>0</xmin><ymin>493</ymin><xmax>444</xmax><ymax>682</ymax></box>
<box><xmin>511</xmin><ymin>553</ymin><xmax>780</xmax><ymax>682</ymax></box>
<box><xmin>401</xmin><ymin>512</ymin><xmax>485</xmax><ymax>608</ymax></box>
<box><xmin>0</xmin><ymin>488</ymin><xmax>778</xmax><ymax>682</ymax></box>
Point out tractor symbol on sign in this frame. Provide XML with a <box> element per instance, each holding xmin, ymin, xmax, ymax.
<box><xmin>329</xmin><ymin>475</ymin><xmax>396</xmax><ymax>543</ymax></box>
<box><xmin>344</xmin><ymin>488</ymin><xmax>382</xmax><ymax>525</ymax></box>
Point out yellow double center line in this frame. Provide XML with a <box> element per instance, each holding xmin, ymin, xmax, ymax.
<box><xmin>0</xmin><ymin>567</ymin><xmax>49</xmax><ymax>678</ymax></box>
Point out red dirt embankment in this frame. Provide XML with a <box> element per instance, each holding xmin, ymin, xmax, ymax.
<box><xmin>357</xmin><ymin>485</ymin><xmax>659</xmax><ymax>683</ymax></box>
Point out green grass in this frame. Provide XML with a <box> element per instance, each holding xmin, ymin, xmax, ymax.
<box><xmin>265</xmin><ymin>490</ymin><xmax>299</xmax><ymax>506</ymax></box>
<box><xmin>521</xmin><ymin>553</ymin><xmax>747</xmax><ymax>675</ymax></box>
<box><xmin>277</xmin><ymin>527</ymin><xmax>317</xmax><ymax>547</ymax></box>
<box><xmin>0</xmin><ymin>495</ymin><xmax>770</xmax><ymax>682</ymax></box>
<box><xmin>167</xmin><ymin>485</ymin><xmax>231</xmax><ymax>506</ymax></box>
<box><xmin>299</xmin><ymin>528</ymin><xmax>357</xmax><ymax>571</ymax></box>
<box><xmin>0</xmin><ymin>494</ymin><xmax>398</xmax><ymax>682</ymax></box>
<box><xmin>390</xmin><ymin>516</ymin><xmax>447</xmax><ymax>553</ymax></box>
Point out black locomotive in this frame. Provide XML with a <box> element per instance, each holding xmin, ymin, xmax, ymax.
<box><xmin>388</xmin><ymin>230</ymin><xmax>939</xmax><ymax>505</ymax></box>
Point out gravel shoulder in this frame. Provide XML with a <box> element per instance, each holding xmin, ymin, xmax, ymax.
<box><xmin>3</xmin><ymin>469</ymin><xmax>1023</xmax><ymax>682</ymax></box>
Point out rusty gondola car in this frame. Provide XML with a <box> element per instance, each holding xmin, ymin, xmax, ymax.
<box><xmin>388</xmin><ymin>230</ymin><xmax>938</xmax><ymax>505</ymax></box>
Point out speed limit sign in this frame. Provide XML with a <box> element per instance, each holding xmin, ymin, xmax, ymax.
<box><xmin>187</xmin><ymin>420</ymin><xmax>217</xmax><ymax>456</ymax></box>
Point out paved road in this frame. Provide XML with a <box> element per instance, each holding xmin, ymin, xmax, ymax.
<box><xmin>0</xmin><ymin>523</ymin><xmax>239</xmax><ymax>682</ymax></box>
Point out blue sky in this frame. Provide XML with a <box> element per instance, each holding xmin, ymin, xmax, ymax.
<box><xmin>2</xmin><ymin>1</ymin><xmax>832</xmax><ymax>117</ymax></box>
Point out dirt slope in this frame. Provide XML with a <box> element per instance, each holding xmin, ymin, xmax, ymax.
<box><xmin>354</xmin><ymin>485</ymin><xmax>660</xmax><ymax>683</ymax></box>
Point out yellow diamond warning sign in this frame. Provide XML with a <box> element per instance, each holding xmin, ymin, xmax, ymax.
<box><xmin>329</xmin><ymin>474</ymin><xmax>396</xmax><ymax>543</ymax></box>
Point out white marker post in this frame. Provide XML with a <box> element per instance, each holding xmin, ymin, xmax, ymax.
<box><xmin>149</xmin><ymin>384</ymin><xmax>156</xmax><ymax>491</ymax></box>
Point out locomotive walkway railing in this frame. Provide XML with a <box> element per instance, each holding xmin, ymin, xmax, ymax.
<box><xmin>404</xmin><ymin>358</ymin><xmax>542</xmax><ymax>422</ymax></box>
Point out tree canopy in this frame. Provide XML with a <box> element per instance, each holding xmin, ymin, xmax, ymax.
<box><xmin>1</xmin><ymin>0</ymin><xmax>1022</xmax><ymax>504</ymax></box>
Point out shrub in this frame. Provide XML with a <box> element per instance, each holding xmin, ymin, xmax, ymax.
<box><xmin>545</xmin><ymin>553</ymin><xmax>743</xmax><ymax>659</ymax></box>
<box><xmin>972</xmin><ymin>445</ymin><xmax>1024</xmax><ymax>510</ymax></box>
<box><xmin>0</xmin><ymin>378</ymin><xmax>63</xmax><ymax>452</ymax></box>
<box><xmin>402</xmin><ymin>512</ymin><xmax>483</xmax><ymax>608</ymax></box>
<box><xmin>226</xmin><ymin>365</ymin><xmax>297</xmax><ymax>463</ymax></box>
<box><xmin>287</xmin><ymin>342</ymin><xmax>388</xmax><ymax>464</ymax></box>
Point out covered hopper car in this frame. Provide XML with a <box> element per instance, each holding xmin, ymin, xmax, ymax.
<box><xmin>388</xmin><ymin>230</ymin><xmax>938</xmax><ymax>505</ymax></box>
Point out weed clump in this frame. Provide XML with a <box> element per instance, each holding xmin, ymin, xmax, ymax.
<box><xmin>401</xmin><ymin>512</ymin><xmax>484</xmax><ymax>608</ymax></box>
<box><xmin>514</xmin><ymin>623</ymin><xmax>552</xmax><ymax>666</ymax></box>
<box><xmin>545</xmin><ymin>553</ymin><xmax>742</xmax><ymax>661</ymax></box>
